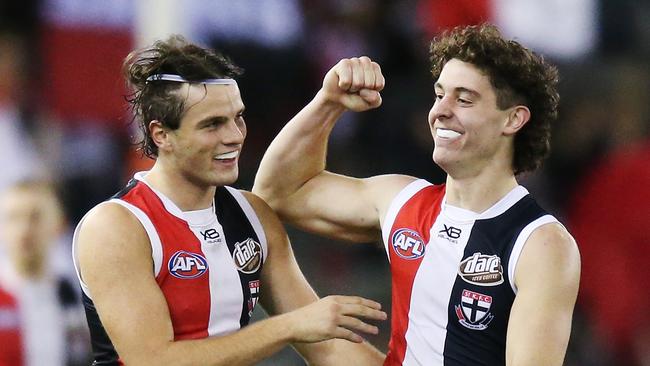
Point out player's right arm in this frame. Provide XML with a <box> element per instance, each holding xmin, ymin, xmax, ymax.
<box><xmin>253</xmin><ymin>57</ymin><xmax>415</xmax><ymax>242</ymax></box>
<box><xmin>77</xmin><ymin>202</ymin><xmax>386</xmax><ymax>366</ymax></box>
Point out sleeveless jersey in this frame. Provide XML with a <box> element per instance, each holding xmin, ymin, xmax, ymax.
<box><xmin>382</xmin><ymin>180</ymin><xmax>558</xmax><ymax>366</ymax></box>
<box><xmin>72</xmin><ymin>173</ymin><xmax>267</xmax><ymax>365</ymax></box>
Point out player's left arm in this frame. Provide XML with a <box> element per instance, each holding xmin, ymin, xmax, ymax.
<box><xmin>241</xmin><ymin>191</ymin><xmax>386</xmax><ymax>365</ymax></box>
<box><xmin>506</xmin><ymin>222</ymin><xmax>581</xmax><ymax>366</ymax></box>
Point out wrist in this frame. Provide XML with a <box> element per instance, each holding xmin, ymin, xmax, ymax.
<box><xmin>271</xmin><ymin>312</ymin><xmax>298</xmax><ymax>343</ymax></box>
<box><xmin>314</xmin><ymin>89</ymin><xmax>348</xmax><ymax>114</ymax></box>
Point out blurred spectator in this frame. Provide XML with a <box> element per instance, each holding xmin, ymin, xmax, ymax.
<box><xmin>569</xmin><ymin>140</ymin><xmax>650</xmax><ymax>366</ymax></box>
<box><xmin>0</xmin><ymin>31</ymin><xmax>45</xmax><ymax>192</ymax></box>
<box><xmin>0</xmin><ymin>180</ymin><xmax>90</xmax><ymax>366</ymax></box>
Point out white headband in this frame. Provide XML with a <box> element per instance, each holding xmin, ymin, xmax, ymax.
<box><xmin>146</xmin><ymin>73</ymin><xmax>236</xmax><ymax>85</ymax></box>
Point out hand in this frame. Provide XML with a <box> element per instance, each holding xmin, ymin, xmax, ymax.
<box><xmin>320</xmin><ymin>57</ymin><xmax>385</xmax><ymax>112</ymax></box>
<box><xmin>284</xmin><ymin>295</ymin><xmax>387</xmax><ymax>344</ymax></box>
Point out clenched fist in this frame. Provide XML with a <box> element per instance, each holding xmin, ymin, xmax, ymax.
<box><xmin>320</xmin><ymin>57</ymin><xmax>385</xmax><ymax>112</ymax></box>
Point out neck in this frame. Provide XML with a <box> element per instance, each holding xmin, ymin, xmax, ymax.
<box><xmin>144</xmin><ymin>161</ymin><xmax>216</xmax><ymax>211</ymax></box>
<box><xmin>444</xmin><ymin>167</ymin><xmax>518</xmax><ymax>213</ymax></box>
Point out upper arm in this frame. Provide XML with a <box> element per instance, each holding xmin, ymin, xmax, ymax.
<box><xmin>241</xmin><ymin>191</ymin><xmax>385</xmax><ymax>365</ymax></box>
<box><xmin>506</xmin><ymin>223</ymin><xmax>581</xmax><ymax>366</ymax></box>
<box><xmin>77</xmin><ymin>203</ymin><xmax>174</xmax><ymax>364</ymax></box>
<box><xmin>240</xmin><ymin>191</ymin><xmax>317</xmax><ymax>315</ymax></box>
<box><xmin>256</xmin><ymin>172</ymin><xmax>415</xmax><ymax>243</ymax></box>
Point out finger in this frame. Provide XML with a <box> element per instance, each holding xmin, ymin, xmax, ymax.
<box><xmin>334</xmin><ymin>295</ymin><xmax>383</xmax><ymax>310</ymax></box>
<box><xmin>341</xmin><ymin>303</ymin><xmax>387</xmax><ymax>321</ymax></box>
<box><xmin>359</xmin><ymin>56</ymin><xmax>376</xmax><ymax>90</ymax></box>
<box><xmin>359</xmin><ymin>89</ymin><xmax>381</xmax><ymax>106</ymax></box>
<box><xmin>333</xmin><ymin>327</ymin><xmax>364</xmax><ymax>343</ymax></box>
<box><xmin>350</xmin><ymin>58</ymin><xmax>365</xmax><ymax>92</ymax></box>
<box><xmin>372</xmin><ymin>62</ymin><xmax>385</xmax><ymax>91</ymax></box>
<box><xmin>337</xmin><ymin>59</ymin><xmax>353</xmax><ymax>91</ymax></box>
<box><xmin>337</xmin><ymin>315</ymin><xmax>380</xmax><ymax>335</ymax></box>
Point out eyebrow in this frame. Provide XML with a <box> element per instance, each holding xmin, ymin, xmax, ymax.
<box><xmin>434</xmin><ymin>82</ymin><xmax>481</xmax><ymax>98</ymax></box>
<box><xmin>196</xmin><ymin>107</ymin><xmax>246</xmax><ymax>128</ymax></box>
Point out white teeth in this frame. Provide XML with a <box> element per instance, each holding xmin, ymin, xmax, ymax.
<box><xmin>215</xmin><ymin>151</ymin><xmax>238</xmax><ymax>160</ymax></box>
<box><xmin>436</xmin><ymin>128</ymin><xmax>462</xmax><ymax>139</ymax></box>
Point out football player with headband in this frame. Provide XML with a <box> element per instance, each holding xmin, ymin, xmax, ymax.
<box><xmin>73</xmin><ymin>35</ymin><xmax>386</xmax><ymax>366</ymax></box>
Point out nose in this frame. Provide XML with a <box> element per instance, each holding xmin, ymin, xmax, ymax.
<box><xmin>428</xmin><ymin>96</ymin><xmax>453</xmax><ymax>126</ymax></box>
<box><xmin>223</xmin><ymin>118</ymin><xmax>246</xmax><ymax>146</ymax></box>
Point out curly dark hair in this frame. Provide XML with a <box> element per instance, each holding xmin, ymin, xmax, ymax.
<box><xmin>123</xmin><ymin>35</ymin><xmax>243</xmax><ymax>158</ymax></box>
<box><xmin>429</xmin><ymin>24</ymin><xmax>559</xmax><ymax>175</ymax></box>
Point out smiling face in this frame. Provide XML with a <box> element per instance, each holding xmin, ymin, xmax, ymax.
<box><xmin>155</xmin><ymin>83</ymin><xmax>246</xmax><ymax>188</ymax></box>
<box><xmin>429</xmin><ymin>59</ymin><xmax>519</xmax><ymax>178</ymax></box>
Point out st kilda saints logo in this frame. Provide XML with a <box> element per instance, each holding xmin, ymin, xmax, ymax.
<box><xmin>455</xmin><ymin>289</ymin><xmax>495</xmax><ymax>330</ymax></box>
<box><xmin>232</xmin><ymin>238</ymin><xmax>262</xmax><ymax>274</ymax></box>
<box><xmin>458</xmin><ymin>252</ymin><xmax>504</xmax><ymax>286</ymax></box>
<box><xmin>168</xmin><ymin>251</ymin><xmax>208</xmax><ymax>279</ymax></box>
<box><xmin>391</xmin><ymin>228</ymin><xmax>426</xmax><ymax>260</ymax></box>
<box><xmin>247</xmin><ymin>280</ymin><xmax>260</xmax><ymax>317</ymax></box>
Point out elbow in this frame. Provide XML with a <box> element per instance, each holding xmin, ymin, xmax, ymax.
<box><xmin>252</xmin><ymin>183</ymin><xmax>285</xmax><ymax>212</ymax></box>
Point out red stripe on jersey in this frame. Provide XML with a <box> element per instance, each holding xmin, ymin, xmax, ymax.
<box><xmin>384</xmin><ymin>184</ymin><xmax>445</xmax><ymax>366</ymax></box>
<box><xmin>0</xmin><ymin>286</ymin><xmax>23</xmax><ymax>366</ymax></box>
<box><xmin>120</xmin><ymin>182</ymin><xmax>211</xmax><ymax>340</ymax></box>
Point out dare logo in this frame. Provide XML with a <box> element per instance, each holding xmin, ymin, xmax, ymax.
<box><xmin>458</xmin><ymin>252</ymin><xmax>504</xmax><ymax>286</ymax></box>
<box><xmin>233</xmin><ymin>238</ymin><xmax>262</xmax><ymax>274</ymax></box>
<box><xmin>391</xmin><ymin>228</ymin><xmax>426</xmax><ymax>260</ymax></box>
<box><xmin>168</xmin><ymin>251</ymin><xmax>208</xmax><ymax>279</ymax></box>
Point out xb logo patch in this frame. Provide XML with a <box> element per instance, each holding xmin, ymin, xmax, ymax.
<box><xmin>439</xmin><ymin>224</ymin><xmax>461</xmax><ymax>239</ymax></box>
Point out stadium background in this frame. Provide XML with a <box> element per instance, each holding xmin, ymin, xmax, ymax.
<box><xmin>1</xmin><ymin>0</ymin><xmax>648</xmax><ymax>364</ymax></box>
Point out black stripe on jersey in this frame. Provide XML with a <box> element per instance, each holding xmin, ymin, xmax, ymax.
<box><xmin>214</xmin><ymin>187</ymin><xmax>264</xmax><ymax>328</ymax></box>
<box><xmin>443</xmin><ymin>195</ymin><xmax>547</xmax><ymax>366</ymax></box>
<box><xmin>111</xmin><ymin>178</ymin><xmax>138</xmax><ymax>199</ymax></box>
<box><xmin>82</xmin><ymin>292</ymin><xmax>120</xmax><ymax>366</ymax></box>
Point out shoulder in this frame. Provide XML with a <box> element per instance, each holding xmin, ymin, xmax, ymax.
<box><xmin>237</xmin><ymin>190</ymin><xmax>287</xmax><ymax>240</ymax></box>
<box><xmin>362</xmin><ymin>174</ymin><xmax>421</xmax><ymax>210</ymax></box>
<box><xmin>516</xmin><ymin>223</ymin><xmax>581</xmax><ymax>289</ymax></box>
<box><xmin>77</xmin><ymin>202</ymin><xmax>150</xmax><ymax>266</ymax></box>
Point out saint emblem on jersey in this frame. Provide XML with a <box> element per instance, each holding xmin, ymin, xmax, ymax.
<box><xmin>247</xmin><ymin>280</ymin><xmax>260</xmax><ymax>317</ymax></box>
<box><xmin>232</xmin><ymin>238</ymin><xmax>262</xmax><ymax>274</ymax></box>
<box><xmin>391</xmin><ymin>228</ymin><xmax>426</xmax><ymax>260</ymax></box>
<box><xmin>458</xmin><ymin>252</ymin><xmax>504</xmax><ymax>286</ymax></box>
<box><xmin>455</xmin><ymin>289</ymin><xmax>494</xmax><ymax>330</ymax></box>
<box><xmin>168</xmin><ymin>251</ymin><xmax>209</xmax><ymax>279</ymax></box>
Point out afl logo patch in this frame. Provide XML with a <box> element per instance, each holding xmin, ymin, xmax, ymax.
<box><xmin>168</xmin><ymin>251</ymin><xmax>208</xmax><ymax>279</ymax></box>
<box><xmin>391</xmin><ymin>228</ymin><xmax>426</xmax><ymax>260</ymax></box>
<box><xmin>458</xmin><ymin>252</ymin><xmax>504</xmax><ymax>286</ymax></box>
<box><xmin>233</xmin><ymin>238</ymin><xmax>263</xmax><ymax>274</ymax></box>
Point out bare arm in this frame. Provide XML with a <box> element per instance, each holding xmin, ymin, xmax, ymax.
<box><xmin>506</xmin><ymin>223</ymin><xmax>581</xmax><ymax>365</ymax></box>
<box><xmin>253</xmin><ymin>57</ymin><xmax>414</xmax><ymax>242</ymax></box>
<box><xmin>242</xmin><ymin>191</ymin><xmax>386</xmax><ymax>365</ymax></box>
<box><xmin>77</xmin><ymin>202</ymin><xmax>386</xmax><ymax>366</ymax></box>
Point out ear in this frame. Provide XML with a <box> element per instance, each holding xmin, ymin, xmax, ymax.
<box><xmin>503</xmin><ymin>106</ymin><xmax>530</xmax><ymax>136</ymax></box>
<box><xmin>149</xmin><ymin>120</ymin><xmax>173</xmax><ymax>152</ymax></box>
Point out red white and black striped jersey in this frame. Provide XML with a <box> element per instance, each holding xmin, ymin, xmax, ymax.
<box><xmin>72</xmin><ymin>173</ymin><xmax>267</xmax><ymax>365</ymax></box>
<box><xmin>382</xmin><ymin>179</ymin><xmax>558</xmax><ymax>366</ymax></box>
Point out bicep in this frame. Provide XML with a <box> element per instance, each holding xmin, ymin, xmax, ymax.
<box><xmin>77</xmin><ymin>204</ymin><xmax>175</xmax><ymax>363</ymax></box>
<box><xmin>506</xmin><ymin>223</ymin><xmax>581</xmax><ymax>366</ymax></box>
<box><xmin>276</xmin><ymin>172</ymin><xmax>415</xmax><ymax>243</ymax></box>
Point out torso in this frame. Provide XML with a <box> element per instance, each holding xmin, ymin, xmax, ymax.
<box><xmin>381</xmin><ymin>179</ymin><xmax>557</xmax><ymax>366</ymax></box>
<box><xmin>73</xmin><ymin>173</ymin><xmax>267</xmax><ymax>365</ymax></box>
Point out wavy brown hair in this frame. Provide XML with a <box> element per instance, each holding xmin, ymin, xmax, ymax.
<box><xmin>123</xmin><ymin>35</ymin><xmax>242</xmax><ymax>158</ymax></box>
<box><xmin>429</xmin><ymin>24</ymin><xmax>559</xmax><ymax>175</ymax></box>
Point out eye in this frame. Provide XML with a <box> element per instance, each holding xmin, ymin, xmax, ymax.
<box><xmin>458</xmin><ymin>97</ymin><xmax>472</xmax><ymax>105</ymax></box>
<box><xmin>435</xmin><ymin>94</ymin><xmax>444</xmax><ymax>101</ymax></box>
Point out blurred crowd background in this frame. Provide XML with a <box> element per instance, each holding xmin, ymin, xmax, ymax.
<box><xmin>0</xmin><ymin>0</ymin><xmax>648</xmax><ymax>365</ymax></box>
